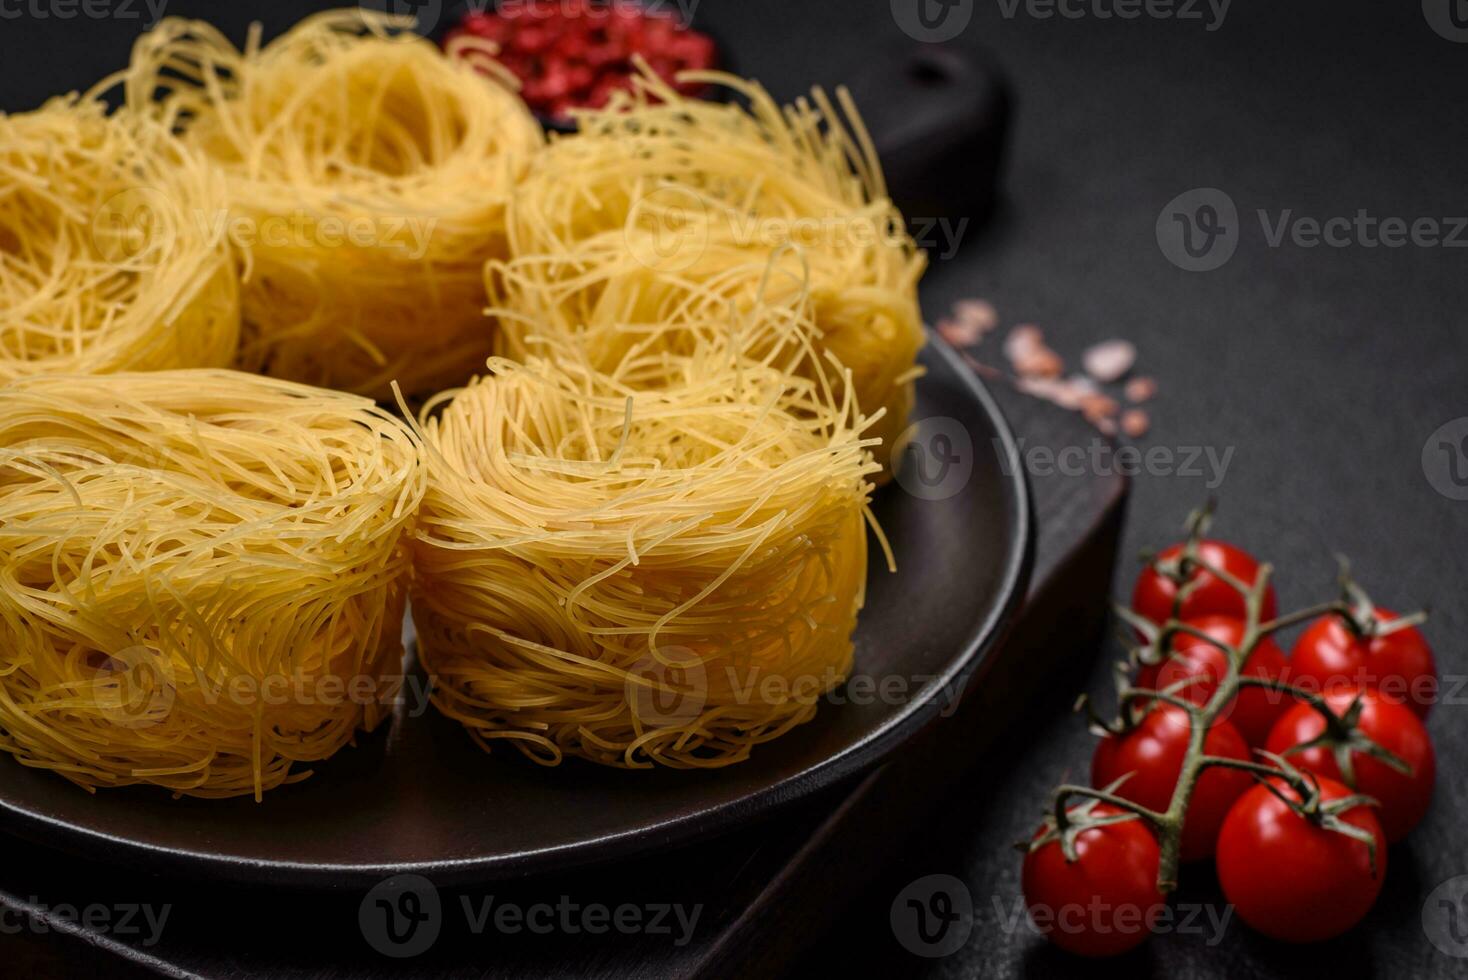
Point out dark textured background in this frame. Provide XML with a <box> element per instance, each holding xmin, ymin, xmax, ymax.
<box><xmin>4</xmin><ymin>1</ymin><xmax>1466</xmax><ymax>976</ymax></box>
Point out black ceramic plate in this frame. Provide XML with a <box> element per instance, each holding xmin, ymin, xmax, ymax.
<box><xmin>0</xmin><ymin>336</ymin><xmax>1031</xmax><ymax>887</ymax></box>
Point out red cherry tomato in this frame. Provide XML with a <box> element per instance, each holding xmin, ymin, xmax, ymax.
<box><xmin>1264</xmin><ymin>689</ymin><xmax>1435</xmax><ymax>843</ymax></box>
<box><xmin>1291</xmin><ymin>609</ymin><xmax>1437</xmax><ymax>718</ymax></box>
<box><xmin>1132</xmin><ymin>540</ymin><xmax>1277</xmax><ymax>627</ymax></box>
<box><xmin>1135</xmin><ymin>615</ymin><xmax>1290</xmax><ymax>747</ymax></box>
<box><xmin>1091</xmin><ymin>705</ymin><xmax>1252</xmax><ymax>861</ymax></box>
<box><xmin>1022</xmin><ymin>804</ymin><xmax>1166</xmax><ymax>957</ymax></box>
<box><xmin>1216</xmin><ymin>776</ymin><xmax>1386</xmax><ymax>942</ymax></box>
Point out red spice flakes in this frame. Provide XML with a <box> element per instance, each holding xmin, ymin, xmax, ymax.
<box><xmin>447</xmin><ymin>1</ymin><xmax>718</xmax><ymax>121</ymax></box>
<box><xmin>1121</xmin><ymin>409</ymin><xmax>1151</xmax><ymax>438</ymax></box>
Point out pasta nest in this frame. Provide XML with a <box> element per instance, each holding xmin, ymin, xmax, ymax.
<box><xmin>412</xmin><ymin>326</ymin><xmax>883</xmax><ymax>768</ymax></box>
<box><xmin>0</xmin><ymin>370</ymin><xmax>426</xmax><ymax>799</ymax></box>
<box><xmin>490</xmin><ymin>67</ymin><xmax>926</xmax><ymax>474</ymax></box>
<box><xmin>0</xmin><ymin>95</ymin><xmax>239</xmax><ymax>381</ymax></box>
<box><xmin>124</xmin><ymin>8</ymin><xmax>544</xmax><ymax>397</ymax></box>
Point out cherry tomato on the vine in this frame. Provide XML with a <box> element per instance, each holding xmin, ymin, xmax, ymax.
<box><xmin>1264</xmin><ymin>689</ymin><xmax>1435</xmax><ymax>843</ymax></box>
<box><xmin>1291</xmin><ymin>609</ymin><xmax>1437</xmax><ymax>718</ymax></box>
<box><xmin>1135</xmin><ymin>614</ymin><xmax>1290</xmax><ymax>747</ymax></box>
<box><xmin>1216</xmin><ymin>776</ymin><xmax>1386</xmax><ymax>943</ymax></box>
<box><xmin>1022</xmin><ymin>804</ymin><xmax>1166</xmax><ymax>957</ymax></box>
<box><xmin>1091</xmin><ymin>704</ymin><xmax>1253</xmax><ymax>861</ymax></box>
<box><xmin>1132</xmin><ymin>540</ymin><xmax>1277</xmax><ymax>628</ymax></box>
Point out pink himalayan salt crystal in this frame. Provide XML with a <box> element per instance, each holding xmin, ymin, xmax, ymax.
<box><xmin>1082</xmin><ymin>339</ymin><xmax>1137</xmax><ymax>383</ymax></box>
<box><xmin>1057</xmin><ymin>374</ymin><xmax>1098</xmax><ymax>405</ymax></box>
<box><xmin>952</xmin><ymin>298</ymin><xmax>998</xmax><ymax>334</ymax></box>
<box><xmin>937</xmin><ymin>317</ymin><xmax>985</xmax><ymax>348</ymax></box>
<box><xmin>1014</xmin><ymin>376</ymin><xmax>1066</xmax><ymax>402</ymax></box>
<box><xmin>1121</xmin><ymin>409</ymin><xmax>1151</xmax><ymax>438</ymax></box>
<box><xmin>1005</xmin><ymin>325</ymin><xmax>1063</xmax><ymax>378</ymax></box>
<box><xmin>1080</xmin><ymin>392</ymin><xmax>1120</xmax><ymax>424</ymax></box>
<box><xmin>1017</xmin><ymin>374</ymin><xmax>1094</xmax><ymax>410</ymax></box>
<box><xmin>1125</xmin><ymin>376</ymin><xmax>1157</xmax><ymax>403</ymax></box>
<box><xmin>1004</xmin><ymin>324</ymin><xmax>1043</xmax><ymax>361</ymax></box>
<box><xmin>1015</xmin><ymin>347</ymin><xmax>1063</xmax><ymax>378</ymax></box>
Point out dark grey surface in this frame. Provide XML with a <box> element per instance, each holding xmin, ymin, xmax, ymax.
<box><xmin>775</xmin><ymin>2</ymin><xmax>1466</xmax><ymax>978</ymax></box>
<box><xmin>3</xmin><ymin>0</ymin><xmax>1465</xmax><ymax>976</ymax></box>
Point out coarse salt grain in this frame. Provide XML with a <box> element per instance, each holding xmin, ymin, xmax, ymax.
<box><xmin>1080</xmin><ymin>392</ymin><xmax>1119</xmax><ymax>423</ymax></box>
<box><xmin>952</xmin><ymin>299</ymin><xmax>998</xmax><ymax>334</ymax></box>
<box><xmin>1124</xmin><ymin>376</ymin><xmax>1157</xmax><ymax>403</ymax></box>
<box><xmin>1045</xmin><ymin>375</ymin><xmax>1096</xmax><ymax>410</ymax></box>
<box><xmin>1015</xmin><ymin>347</ymin><xmax>1063</xmax><ymax>379</ymax></box>
<box><xmin>952</xmin><ymin>300</ymin><xmax>1156</xmax><ymax>439</ymax></box>
<box><xmin>937</xmin><ymin>316</ymin><xmax>985</xmax><ymax>348</ymax></box>
<box><xmin>1003</xmin><ymin>324</ymin><xmax>1043</xmax><ymax>361</ymax></box>
<box><xmin>1082</xmin><ymin>339</ymin><xmax>1137</xmax><ymax>383</ymax></box>
<box><xmin>1121</xmin><ymin>409</ymin><xmax>1150</xmax><ymax>438</ymax></box>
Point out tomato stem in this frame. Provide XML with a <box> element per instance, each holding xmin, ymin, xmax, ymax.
<box><xmin>1035</xmin><ymin>505</ymin><xmax>1414</xmax><ymax>896</ymax></box>
<box><xmin>1256</xmin><ymin>600</ymin><xmax>1349</xmax><ymax>636</ymax></box>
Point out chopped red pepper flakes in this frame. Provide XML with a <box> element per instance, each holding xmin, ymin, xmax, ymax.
<box><xmin>445</xmin><ymin>0</ymin><xmax>718</xmax><ymax>120</ymax></box>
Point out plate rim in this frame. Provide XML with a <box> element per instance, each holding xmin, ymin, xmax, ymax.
<box><xmin>0</xmin><ymin>334</ymin><xmax>1034</xmax><ymax>887</ymax></box>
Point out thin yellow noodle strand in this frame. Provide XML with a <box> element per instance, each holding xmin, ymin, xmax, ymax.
<box><xmin>412</xmin><ymin>312</ymin><xmax>880</xmax><ymax>769</ymax></box>
<box><xmin>0</xmin><ymin>94</ymin><xmax>238</xmax><ymax>381</ymax></box>
<box><xmin>0</xmin><ymin>370</ymin><xmax>426</xmax><ymax>799</ymax></box>
<box><xmin>121</xmin><ymin>8</ymin><xmax>543</xmax><ymax>397</ymax></box>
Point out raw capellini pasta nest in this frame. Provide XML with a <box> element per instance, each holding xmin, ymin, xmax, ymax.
<box><xmin>0</xmin><ymin>370</ymin><xmax>425</xmax><ymax>799</ymax></box>
<box><xmin>489</xmin><ymin>65</ymin><xmax>926</xmax><ymax>473</ymax></box>
<box><xmin>0</xmin><ymin>93</ymin><xmax>238</xmax><ymax>382</ymax></box>
<box><xmin>412</xmin><ymin>316</ymin><xmax>887</xmax><ymax>768</ymax></box>
<box><xmin>122</xmin><ymin>8</ymin><xmax>544</xmax><ymax>397</ymax></box>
